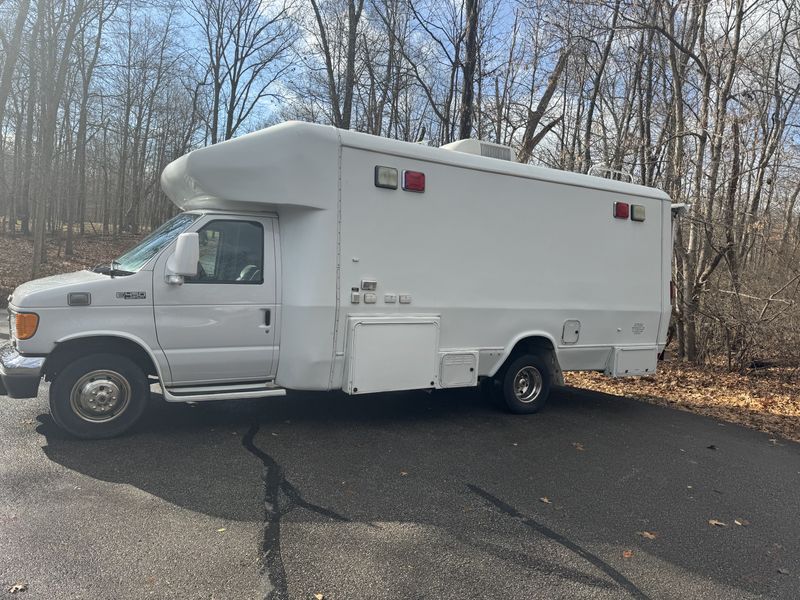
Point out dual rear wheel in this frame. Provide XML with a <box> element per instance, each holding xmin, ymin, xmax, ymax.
<box><xmin>482</xmin><ymin>353</ymin><xmax>553</xmax><ymax>414</ymax></box>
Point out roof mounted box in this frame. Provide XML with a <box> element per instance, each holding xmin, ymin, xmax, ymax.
<box><xmin>441</xmin><ymin>139</ymin><xmax>515</xmax><ymax>162</ymax></box>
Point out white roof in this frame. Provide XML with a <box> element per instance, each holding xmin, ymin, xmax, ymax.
<box><xmin>160</xmin><ymin>121</ymin><xmax>670</xmax><ymax>212</ymax></box>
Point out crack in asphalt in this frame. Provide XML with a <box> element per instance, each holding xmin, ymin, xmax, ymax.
<box><xmin>242</xmin><ymin>422</ymin><xmax>350</xmax><ymax>600</ymax></box>
<box><xmin>467</xmin><ymin>484</ymin><xmax>651</xmax><ymax>600</ymax></box>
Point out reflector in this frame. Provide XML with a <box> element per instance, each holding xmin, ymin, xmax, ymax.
<box><xmin>631</xmin><ymin>204</ymin><xmax>646</xmax><ymax>222</ymax></box>
<box><xmin>614</xmin><ymin>202</ymin><xmax>629</xmax><ymax>219</ymax></box>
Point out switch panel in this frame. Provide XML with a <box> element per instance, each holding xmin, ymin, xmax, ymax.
<box><xmin>361</xmin><ymin>279</ymin><xmax>377</xmax><ymax>291</ymax></box>
<box><xmin>399</xmin><ymin>294</ymin><xmax>412</xmax><ymax>304</ymax></box>
<box><xmin>351</xmin><ymin>291</ymin><xmax>361</xmax><ymax>304</ymax></box>
<box><xmin>384</xmin><ymin>293</ymin><xmax>397</xmax><ymax>303</ymax></box>
<box><xmin>364</xmin><ymin>293</ymin><xmax>377</xmax><ymax>304</ymax></box>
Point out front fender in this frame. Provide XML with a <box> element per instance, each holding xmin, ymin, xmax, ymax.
<box><xmin>54</xmin><ymin>330</ymin><xmax>171</xmax><ymax>384</ymax></box>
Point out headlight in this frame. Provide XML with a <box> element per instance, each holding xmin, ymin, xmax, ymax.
<box><xmin>11</xmin><ymin>311</ymin><xmax>39</xmax><ymax>340</ymax></box>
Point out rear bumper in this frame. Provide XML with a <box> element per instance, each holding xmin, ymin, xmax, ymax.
<box><xmin>0</xmin><ymin>343</ymin><xmax>44</xmax><ymax>398</ymax></box>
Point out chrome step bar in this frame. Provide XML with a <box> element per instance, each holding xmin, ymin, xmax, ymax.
<box><xmin>162</xmin><ymin>381</ymin><xmax>286</xmax><ymax>402</ymax></box>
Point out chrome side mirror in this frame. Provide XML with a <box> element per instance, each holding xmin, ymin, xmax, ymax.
<box><xmin>166</xmin><ymin>232</ymin><xmax>199</xmax><ymax>284</ymax></box>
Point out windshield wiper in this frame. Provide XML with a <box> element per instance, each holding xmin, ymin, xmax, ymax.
<box><xmin>92</xmin><ymin>261</ymin><xmax>134</xmax><ymax>277</ymax></box>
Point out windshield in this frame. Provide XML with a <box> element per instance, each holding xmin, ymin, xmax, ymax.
<box><xmin>112</xmin><ymin>213</ymin><xmax>199</xmax><ymax>273</ymax></box>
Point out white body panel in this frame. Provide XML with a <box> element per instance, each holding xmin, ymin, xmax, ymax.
<box><xmin>8</xmin><ymin>121</ymin><xmax>673</xmax><ymax>401</ymax></box>
<box><xmin>330</xmin><ymin>144</ymin><xmax>667</xmax><ymax>386</ymax></box>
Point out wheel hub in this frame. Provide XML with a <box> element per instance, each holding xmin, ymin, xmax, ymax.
<box><xmin>513</xmin><ymin>366</ymin><xmax>542</xmax><ymax>403</ymax></box>
<box><xmin>70</xmin><ymin>370</ymin><xmax>131</xmax><ymax>423</ymax></box>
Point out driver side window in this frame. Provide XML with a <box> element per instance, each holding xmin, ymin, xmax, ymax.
<box><xmin>186</xmin><ymin>220</ymin><xmax>264</xmax><ymax>284</ymax></box>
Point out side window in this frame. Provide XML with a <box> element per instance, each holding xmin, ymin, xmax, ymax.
<box><xmin>186</xmin><ymin>220</ymin><xmax>264</xmax><ymax>284</ymax></box>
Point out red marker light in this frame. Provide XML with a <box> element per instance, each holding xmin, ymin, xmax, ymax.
<box><xmin>402</xmin><ymin>170</ymin><xmax>425</xmax><ymax>192</ymax></box>
<box><xmin>614</xmin><ymin>202</ymin><xmax>629</xmax><ymax>219</ymax></box>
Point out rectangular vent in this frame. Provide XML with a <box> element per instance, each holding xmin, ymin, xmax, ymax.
<box><xmin>480</xmin><ymin>143</ymin><xmax>512</xmax><ymax>161</ymax></box>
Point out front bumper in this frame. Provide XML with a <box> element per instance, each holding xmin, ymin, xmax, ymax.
<box><xmin>0</xmin><ymin>342</ymin><xmax>44</xmax><ymax>398</ymax></box>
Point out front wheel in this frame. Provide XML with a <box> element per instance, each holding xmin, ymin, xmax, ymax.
<box><xmin>502</xmin><ymin>353</ymin><xmax>552</xmax><ymax>414</ymax></box>
<box><xmin>49</xmin><ymin>354</ymin><xmax>149</xmax><ymax>439</ymax></box>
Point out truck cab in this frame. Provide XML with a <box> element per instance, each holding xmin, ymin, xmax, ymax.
<box><xmin>2</xmin><ymin>209</ymin><xmax>286</xmax><ymax>438</ymax></box>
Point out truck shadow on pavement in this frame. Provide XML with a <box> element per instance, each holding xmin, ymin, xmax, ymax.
<box><xmin>35</xmin><ymin>387</ymin><xmax>799</xmax><ymax>599</ymax></box>
<box><xmin>34</xmin><ymin>386</ymin><xmax>634</xmax><ymax>523</ymax></box>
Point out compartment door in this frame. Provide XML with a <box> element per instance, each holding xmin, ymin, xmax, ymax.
<box><xmin>345</xmin><ymin>317</ymin><xmax>440</xmax><ymax>394</ymax></box>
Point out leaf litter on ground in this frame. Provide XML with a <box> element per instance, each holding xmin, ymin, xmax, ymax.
<box><xmin>566</xmin><ymin>362</ymin><xmax>800</xmax><ymax>444</ymax></box>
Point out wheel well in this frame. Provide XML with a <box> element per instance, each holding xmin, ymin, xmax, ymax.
<box><xmin>43</xmin><ymin>337</ymin><xmax>158</xmax><ymax>382</ymax></box>
<box><xmin>495</xmin><ymin>336</ymin><xmax>563</xmax><ymax>384</ymax></box>
<box><xmin>507</xmin><ymin>336</ymin><xmax>556</xmax><ymax>360</ymax></box>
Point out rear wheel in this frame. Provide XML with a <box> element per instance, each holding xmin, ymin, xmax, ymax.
<box><xmin>49</xmin><ymin>354</ymin><xmax>149</xmax><ymax>439</ymax></box>
<box><xmin>501</xmin><ymin>353</ymin><xmax>552</xmax><ymax>414</ymax></box>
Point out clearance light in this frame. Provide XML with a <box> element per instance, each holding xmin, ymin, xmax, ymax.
<box><xmin>402</xmin><ymin>170</ymin><xmax>425</xmax><ymax>192</ymax></box>
<box><xmin>631</xmin><ymin>204</ymin><xmax>646</xmax><ymax>222</ymax></box>
<box><xmin>613</xmin><ymin>202</ymin><xmax>629</xmax><ymax>219</ymax></box>
<box><xmin>14</xmin><ymin>312</ymin><xmax>39</xmax><ymax>340</ymax></box>
<box><xmin>374</xmin><ymin>166</ymin><xmax>398</xmax><ymax>189</ymax></box>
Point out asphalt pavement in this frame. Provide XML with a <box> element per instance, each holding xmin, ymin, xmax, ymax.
<box><xmin>1</xmin><ymin>314</ymin><xmax>799</xmax><ymax>599</ymax></box>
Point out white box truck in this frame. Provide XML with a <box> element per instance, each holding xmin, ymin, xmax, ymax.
<box><xmin>0</xmin><ymin>121</ymin><xmax>675</xmax><ymax>438</ymax></box>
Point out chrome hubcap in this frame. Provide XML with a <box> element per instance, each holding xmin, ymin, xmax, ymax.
<box><xmin>513</xmin><ymin>366</ymin><xmax>542</xmax><ymax>403</ymax></box>
<box><xmin>70</xmin><ymin>370</ymin><xmax>131</xmax><ymax>423</ymax></box>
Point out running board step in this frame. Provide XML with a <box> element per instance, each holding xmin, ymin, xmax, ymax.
<box><xmin>162</xmin><ymin>381</ymin><xmax>287</xmax><ymax>402</ymax></box>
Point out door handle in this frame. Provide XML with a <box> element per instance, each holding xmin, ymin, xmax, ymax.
<box><xmin>264</xmin><ymin>309</ymin><xmax>271</xmax><ymax>326</ymax></box>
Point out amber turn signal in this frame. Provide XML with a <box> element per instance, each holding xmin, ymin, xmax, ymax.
<box><xmin>15</xmin><ymin>312</ymin><xmax>39</xmax><ymax>340</ymax></box>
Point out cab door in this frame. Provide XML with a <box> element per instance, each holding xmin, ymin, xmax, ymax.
<box><xmin>152</xmin><ymin>216</ymin><xmax>279</xmax><ymax>385</ymax></box>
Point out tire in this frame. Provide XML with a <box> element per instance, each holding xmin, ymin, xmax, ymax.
<box><xmin>49</xmin><ymin>353</ymin><xmax>149</xmax><ymax>439</ymax></box>
<box><xmin>501</xmin><ymin>353</ymin><xmax>552</xmax><ymax>414</ymax></box>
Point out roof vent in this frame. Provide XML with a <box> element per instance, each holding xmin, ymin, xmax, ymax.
<box><xmin>440</xmin><ymin>139</ymin><xmax>515</xmax><ymax>162</ymax></box>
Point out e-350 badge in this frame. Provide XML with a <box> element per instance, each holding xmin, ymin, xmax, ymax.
<box><xmin>116</xmin><ymin>291</ymin><xmax>147</xmax><ymax>300</ymax></box>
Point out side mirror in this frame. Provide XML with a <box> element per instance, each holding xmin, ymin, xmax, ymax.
<box><xmin>166</xmin><ymin>232</ymin><xmax>199</xmax><ymax>284</ymax></box>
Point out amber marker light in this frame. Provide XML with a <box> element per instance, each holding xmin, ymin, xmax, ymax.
<box><xmin>14</xmin><ymin>312</ymin><xmax>39</xmax><ymax>340</ymax></box>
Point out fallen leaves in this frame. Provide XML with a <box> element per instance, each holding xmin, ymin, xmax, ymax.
<box><xmin>565</xmin><ymin>362</ymin><xmax>800</xmax><ymax>443</ymax></box>
<box><xmin>7</xmin><ymin>582</ymin><xmax>28</xmax><ymax>594</ymax></box>
<box><xmin>399</xmin><ymin>470</ymin><xmax>408</xmax><ymax>477</ymax></box>
<box><xmin>572</xmin><ymin>442</ymin><xmax>585</xmax><ymax>451</ymax></box>
<box><xmin>622</xmin><ymin>550</ymin><xmax>633</xmax><ymax>559</ymax></box>
<box><xmin>734</xmin><ymin>519</ymin><xmax>750</xmax><ymax>527</ymax></box>
<box><xmin>216</xmin><ymin>528</ymin><xmax>226</xmax><ymax>533</ymax></box>
<box><xmin>539</xmin><ymin>497</ymin><xmax>551</xmax><ymax>504</ymax></box>
<box><xmin>0</xmin><ymin>233</ymin><xmax>144</xmax><ymax>307</ymax></box>
<box><xmin>638</xmin><ymin>531</ymin><xmax>657</xmax><ymax>540</ymax></box>
<box><xmin>313</xmin><ymin>594</ymin><xmax>325</xmax><ymax>600</ymax></box>
<box><xmin>708</xmin><ymin>519</ymin><xmax>727</xmax><ymax>527</ymax></box>
<box><xmin>777</xmin><ymin>568</ymin><xmax>790</xmax><ymax>575</ymax></box>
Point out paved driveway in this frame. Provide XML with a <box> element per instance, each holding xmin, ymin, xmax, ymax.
<box><xmin>1</xmin><ymin>314</ymin><xmax>799</xmax><ymax>599</ymax></box>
